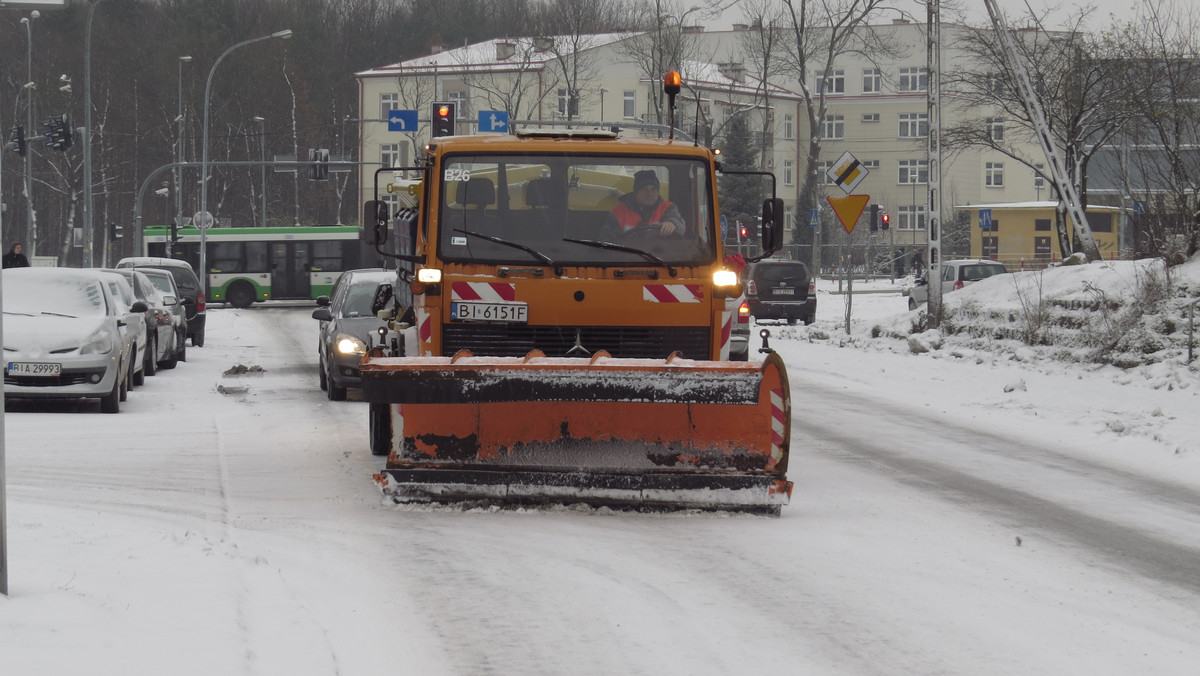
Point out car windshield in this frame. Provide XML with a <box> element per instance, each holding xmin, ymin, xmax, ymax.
<box><xmin>437</xmin><ymin>153</ymin><xmax>716</xmax><ymax>266</ymax></box>
<box><xmin>142</xmin><ymin>272</ymin><xmax>175</xmax><ymax>296</ymax></box>
<box><xmin>343</xmin><ymin>283</ymin><xmax>381</xmax><ymax>317</ymax></box>
<box><xmin>754</xmin><ymin>263</ymin><xmax>809</xmax><ymax>284</ymax></box>
<box><xmin>4</xmin><ymin>276</ymin><xmax>108</xmax><ymax>318</ymax></box>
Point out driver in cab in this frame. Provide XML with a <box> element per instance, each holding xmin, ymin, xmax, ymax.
<box><xmin>605</xmin><ymin>169</ymin><xmax>685</xmax><ymax>238</ymax></box>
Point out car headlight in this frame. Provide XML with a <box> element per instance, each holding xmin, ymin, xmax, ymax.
<box><xmin>80</xmin><ymin>329</ymin><xmax>114</xmax><ymax>356</ymax></box>
<box><xmin>335</xmin><ymin>334</ymin><xmax>367</xmax><ymax>355</ymax></box>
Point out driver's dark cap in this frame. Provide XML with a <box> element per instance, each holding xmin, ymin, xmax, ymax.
<box><xmin>633</xmin><ymin>170</ymin><xmax>660</xmax><ymax>192</ymax></box>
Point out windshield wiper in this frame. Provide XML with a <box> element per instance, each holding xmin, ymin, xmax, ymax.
<box><xmin>40</xmin><ymin>311</ymin><xmax>77</xmax><ymax>318</ymax></box>
<box><xmin>3</xmin><ymin>311</ymin><xmax>37</xmax><ymax>317</ymax></box>
<box><xmin>563</xmin><ymin>237</ymin><xmax>677</xmax><ymax>277</ymax></box>
<box><xmin>454</xmin><ymin>229</ymin><xmax>562</xmax><ymax>275</ymax></box>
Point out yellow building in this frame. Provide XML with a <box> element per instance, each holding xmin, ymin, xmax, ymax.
<box><xmin>960</xmin><ymin>201</ymin><xmax>1123</xmax><ymax>270</ymax></box>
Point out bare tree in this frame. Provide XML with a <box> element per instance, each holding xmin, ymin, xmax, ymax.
<box><xmin>777</xmin><ymin>0</ymin><xmax>899</xmax><ymax>271</ymax></box>
<box><xmin>617</xmin><ymin>0</ymin><xmax>712</xmax><ymax>126</ymax></box>
<box><xmin>456</xmin><ymin>38</ymin><xmax>561</xmax><ymax>124</ymax></box>
<box><xmin>941</xmin><ymin>8</ymin><xmax>1129</xmax><ymax>259</ymax></box>
<box><xmin>1104</xmin><ymin>0</ymin><xmax>1200</xmax><ymax>259</ymax></box>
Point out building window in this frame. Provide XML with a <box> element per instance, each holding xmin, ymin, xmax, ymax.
<box><xmin>898</xmin><ymin>113</ymin><xmax>928</xmax><ymax>138</ymax></box>
<box><xmin>898</xmin><ymin>159</ymin><xmax>928</xmax><ymax>184</ymax></box>
<box><xmin>557</xmin><ymin>88</ymin><xmax>579</xmax><ymax>117</ymax></box>
<box><xmin>380</xmin><ymin>93</ymin><xmax>399</xmax><ymax>121</ymax></box>
<box><xmin>986</xmin><ymin>162</ymin><xmax>1004</xmax><ymax>187</ymax></box>
<box><xmin>821</xmin><ymin>114</ymin><xmax>844</xmax><ymax>139</ymax></box>
<box><xmin>818</xmin><ymin>160</ymin><xmax>837</xmax><ymax>185</ymax></box>
<box><xmin>783</xmin><ymin>113</ymin><xmax>794</xmax><ymax>139</ymax></box>
<box><xmin>1034</xmin><ymin>163</ymin><xmax>1045</xmax><ymax>191</ymax></box>
<box><xmin>986</xmin><ymin>72</ymin><xmax>1003</xmax><ymax>96</ymax></box>
<box><xmin>862</xmin><ymin>68</ymin><xmax>881</xmax><ymax>93</ymax></box>
<box><xmin>987</xmin><ymin>117</ymin><xmax>1004</xmax><ymax>141</ymax></box>
<box><xmin>816</xmin><ymin>68</ymin><xmax>845</xmax><ymax>95</ymax></box>
<box><xmin>862</xmin><ymin>113</ymin><xmax>880</xmax><ymax>123</ymax></box>
<box><xmin>862</xmin><ymin>159</ymin><xmax>880</xmax><ymax>171</ymax></box>
<box><xmin>623</xmin><ymin>90</ymin><xmax>636</xmax><ymax>118</ymax></box>
<box><xmin>448</xmin><ymin>90</ymin><xmax>468</xmax><ymax>115</ymax></box>
<box><xmin>1087</xmin><ymin>212</ymin><xmax>1114</xmax><ymax>233</ymax></box>
<box><xmin>899</xmin><ymin>67</ymin><xmax>928</xmax><ymax>92</ymax></box>
<box><xmin>784</xmin><ymin>159</ymin><xmax>794</xmax><ymax>186</ymax></box>
<box><xmin>380</xmin><ymin>143</ymin><xmax>404</xmax><ymax>169</ymax></box>
<box><xmin>1035</xmin><ymin>218</ymin><xmax>1051</xmax><ymax>231</ymax></box>
<box><xmin>898</xmin><ymin>204</ymin><xmax>926</xmax><ymax>231</ymax></box>
<box><xmin>982</xmin><ymin>236</ymin><xmax>999</xmax><ymax>259</ymax></box>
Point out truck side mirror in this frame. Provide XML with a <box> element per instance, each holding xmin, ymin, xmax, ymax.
<box><xmin>362</xmin><ymin>200</ymin><xmax>390</xmax><ymax>246</ymax></box>
<box><xmin>760</xmin><ymin>197</ymin><xmax>785</xmax><ymax>254</ymax></box>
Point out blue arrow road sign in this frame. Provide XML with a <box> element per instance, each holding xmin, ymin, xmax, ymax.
<box><xmin>479</xmin><ymin>111</ymin><xmax>509</xmax><ymax>133</ymax></box>
<box><xmin>979</xmin><ymin>208</ymin><xmax>993</xmax><ymax>230</ymax></box>
<box><xmin>388</xmin><ymin>109</ymin><xmax>418</xmax><ymax>132</ymax></box>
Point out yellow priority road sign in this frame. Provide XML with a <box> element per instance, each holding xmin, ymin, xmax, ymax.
<box><xmin>826</xmin><ymin>151</ymin><xmax>868</xmax><ymax>194</ymax></box>
<box><xmin>827</xmin><ymin>195</ymin><xmax>871</xmax><ymax>234</ymax></box>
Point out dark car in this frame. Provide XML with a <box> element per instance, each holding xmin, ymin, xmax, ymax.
<box><xmin>110</xmin><ymin>268</ymin><xmax>181</xmax><ymax>371</ymax></box>
<box><xmin>311</xmin><ymin>268</ymin><xmax>396</xmax><ymax>400</ymax></box>
<box><xmin>136</xmin><ymin>267</ymin><xmax>188</xmax><ymax>364</ymax></box>
<box><xmin>743</xmin><ymin>259</ymin><xmax>817</xmax><ymax>325</ymax></box>
<box><xmin>116</xmin><ymin>256</ymin><xmax>206</xmax><ymax>347</ymax></box>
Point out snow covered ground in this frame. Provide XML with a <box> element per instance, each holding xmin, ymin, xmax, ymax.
<box><xmin>2</xmin><ymin>255</ymin><xmax>1199</xmax><ymax>675</ymax></box>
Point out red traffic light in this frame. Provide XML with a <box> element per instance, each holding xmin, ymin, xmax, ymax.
<box><xmin>437</xmin><ymin>105</ymin><xmax>451</xmax><ymax>118</ymax></box>
<box><xmin>881</xmin><ymin>212</ymin><xmax>890</xmax><ymax>230</ymax></box>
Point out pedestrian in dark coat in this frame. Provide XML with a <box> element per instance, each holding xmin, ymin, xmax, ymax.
<box><xmin>3</xmin><ymin>243</ymin><xmax>30</xmax><ymax>268</ymax></box>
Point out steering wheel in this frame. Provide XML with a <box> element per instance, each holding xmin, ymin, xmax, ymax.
<box><xmin>622</xmin><ymin>223</ymin><xmax>682</xmax><ymax>240</ymax></box>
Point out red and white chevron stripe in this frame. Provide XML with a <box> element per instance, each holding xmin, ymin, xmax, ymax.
<box><xmin>642</xmin><ymin>284</ymin><xmax>703</xmax><ymax>303</ymax></box>
<box><xmin>451</xmin><ymin>281</ymin><xmax>516</xmax><ymax>302</ymax></box>
<box><xmin>768</xmin><ymin>387</ymin><xmax>786</xmax><ymax>470</ymax></box>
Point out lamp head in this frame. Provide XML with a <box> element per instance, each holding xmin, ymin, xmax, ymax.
<box><xmin>272</xmin><ymin>30</ymin><xmax>294</xmax><ymax>39</ymax></box>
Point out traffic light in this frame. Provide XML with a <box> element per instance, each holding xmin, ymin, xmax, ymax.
<box><xmin>42</xmin><ymin>114</ymin><xmax>72</xmax><ymax>151</ymax></box>
<box><xmin>881</xmin><ymin>211</ymin><xmax>891</xmax><ymax>230</ymax></box>
<box><xmin>869</xmin><ymin>203</ymin><xmax>880</xmax><ymax>232</ymax></box>
<box><xmin>9</xmin><ymin>125</ymin><xmax>26</xmax><ymax>157</ymax></box>
<box><xmin>308</xmin><ymin>148</ymin><xmax>330</xmax><ymax>181</ymax></box>
<box><xmin>431</xmin><ymin>102</ymin><xmax>456</xmax><ymax>137</ymax></box>
<box><xmin>739</xmin><ymin>223</ymin><xmax>748</xmax><ymax>240</ymax></box>
<box><xmin>112</xmin><ymin>223</ymin><xmax>124</xmax><ymax>241</ymax></box>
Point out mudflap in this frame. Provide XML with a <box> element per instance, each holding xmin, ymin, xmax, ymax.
<box><xmin>362</xmin><ymin>350</ymin><xmax>793</xmax><ymax>514</ymax></box>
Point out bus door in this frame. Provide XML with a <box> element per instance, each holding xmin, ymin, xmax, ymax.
<box><xmin>269</xmin><ymin>242</ymin><xmax>311</xmax><ymax>299</ymax></box>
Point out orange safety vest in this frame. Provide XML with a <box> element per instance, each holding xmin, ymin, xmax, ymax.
<box><xmin>612</xmin><ymin>200</ymin><xmax>672</xmax><ymax>231</ymax></box>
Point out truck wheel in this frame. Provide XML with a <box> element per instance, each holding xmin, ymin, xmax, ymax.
<box><xmin>369</xmin><ymin>403</ymin><xmax>391</xmax><ymax>456</ymax></box>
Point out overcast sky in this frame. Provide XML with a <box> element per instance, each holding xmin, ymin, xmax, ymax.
<box><xmin>706</xmin><ymin>0</ymin><xmax>1158</xmax><ymax>32</ymax></box>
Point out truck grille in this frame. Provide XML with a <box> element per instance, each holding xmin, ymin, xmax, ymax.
<box><xmin>442</xmin><ymin>324</ymin><xmax>711</xmax><ymax>360</ymax></box>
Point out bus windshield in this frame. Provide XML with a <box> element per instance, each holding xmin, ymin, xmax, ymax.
<box><xmin>437</xmin><ymin>154</ymin><xmax>716</xmax><ymax>266</ymax></box>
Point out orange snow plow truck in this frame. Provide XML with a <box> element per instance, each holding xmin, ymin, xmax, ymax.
<box><xmin>361</xmin><ymin>75</ymin><xmax>793</xmax><ymax>514</ymax></box>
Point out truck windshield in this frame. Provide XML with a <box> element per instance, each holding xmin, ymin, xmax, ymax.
<box><xmin>437</xmin><ymin>154</ymin><xmax>716</xmax><ymax>266</ymax></box>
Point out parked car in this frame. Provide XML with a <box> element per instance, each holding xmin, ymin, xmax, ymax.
<box><xmin>905</xmin><ymin>259</ymin><xmax>1009</xmax><ymax>310</ymax></box>
<box><xmin>97</xmin><ymin>270</ymin><xmax>150</xmax><ymax>388</ymax></box>
<box><xmin>311</xmin><ymin>268</ymin><xmax>396</xmax><ymax>400</ymax></box>
<box><xmin>743</xmin><ymin>259</ymin><xmax>817</xmax><ymax>325</ymax></box>
<box><xmin>136</xmin><ymin>267</ymin><xmax>188</xmax><ymax>365</ymax></box>
<box><xmin>110</xmin><ymin>268</ymin><xmax>179</xmax><ymax>371</ymax></box>
<box><xmin>729</xmin><ymin>294</ymin><xmax>750</xmax><ymax>361</ymax></box>
<box><xmin>3</xmin><ymin>267</ymin><xmax>142</xmax><ymax>413</ymax></box>
<box><xmin>115</xmin><ymin>257</ymin><xmax>206</xmax><ymax>347</ymax></box>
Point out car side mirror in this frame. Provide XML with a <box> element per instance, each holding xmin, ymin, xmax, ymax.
<box><xmin>131</xmin><ymin>301</ymin><xmax>149</xmax><ymax>313</ymax></box>
<box><xmin>312</xmin><ymin>308</ymin><xmax>333</xmax><ymax>321</ymax></box>
<box><xmin>315</xmin><ymin>295</ymin><xmax>331</xmax><ymax>307</ymax></box>
<box><xmin>362</xmin><ymin>200</ymin><xmax>390</xmax><ymax>246</ymax></box>
<box><xmin>180</xmin><ymin>297</ymin><xmax>196</xmax><ymax>306</ymax></box>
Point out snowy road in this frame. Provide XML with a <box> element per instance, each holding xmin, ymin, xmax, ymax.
<box><xmin>5</xmin><ymin>305</ymin><xmax>1200</xmax><ymax>675</ymax></box>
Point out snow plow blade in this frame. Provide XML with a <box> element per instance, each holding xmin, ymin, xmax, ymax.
<box><xmin>362</xmin><ymin>350</ymin><xmax>792</xmax><ymax>514</ymax></box>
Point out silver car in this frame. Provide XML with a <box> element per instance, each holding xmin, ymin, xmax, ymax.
<box><xmin>97</xmin><ymin>270</ymin><xmax>150</xmax><ymax>387</ymax></box>
<box><xmin>906</xmin><ymin>259</ymin><xmax>1009</xmax><ymax>310</ymax></box>
<box><xmin>312</xmin><ymin>268</ymin><xmax>396</xmax><ymax>400</ymax></box>
<box><xmin>3</xmin><ymin>267</ymin><xmax>142</xmax><ymax>413</ymax></box>
<box><xmin>110</xmin><ymin>268</ymin><xmax>181</xmax><ymax>371</ymax></box>
<box><xmin>137</xmin><ymin>267</ymin><xmax>188</xmax><ymax>365</ymax></box>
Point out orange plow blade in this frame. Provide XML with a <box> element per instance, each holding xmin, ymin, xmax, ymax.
<box><xmin>361</xmin><ymin>351</ymin><xmax>792</xmax><ymax>514</ymax></box>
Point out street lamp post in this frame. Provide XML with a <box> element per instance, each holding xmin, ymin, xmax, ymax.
<box><xmin>21</xmin><ymin>11</ymin><xmax>39</xmax><ymax>257</ymax></box>
<box><xmin>199</xmin><ymin>29</ymin><xmax>292</xmax><ymax>289</ymax></box>
<box><xmin>174</xmin><ymin>55</ymin><xmax>192</xmax><ymax>255</ymax></box>
<box><xmin>253</xmin><ymin>116</ymin><xmax>266</xmax><ymax>228</ymax></box>
<box><xmin>83</xmin><ymin>0</ymin><xmax>111</xmax><ymax>267</ymax></box>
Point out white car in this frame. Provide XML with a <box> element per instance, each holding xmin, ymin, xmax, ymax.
<box><xmin>98</xmin><ymin>270</ymin><xmax>151</xmax><ymax>387</ymax></box>
<box><xmin>3</xmin><ymin>267</ymin><xmax>144</xmax><ymax>413</ymax></box>
<box><xmin>906</xmin><ymin>259</ymin><xmax>1009</xmax><ymax>310</ymax></box>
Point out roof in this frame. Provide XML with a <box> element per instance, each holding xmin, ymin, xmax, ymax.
<box><xmin>356</xmin><ymin>33</ymin><xmax>638</xmax><ymax>78</ymax></box>
<box><xmin>955</xmin><ymin>201</ymin><xmax>1123</xmax><ymax>211</ymax></box>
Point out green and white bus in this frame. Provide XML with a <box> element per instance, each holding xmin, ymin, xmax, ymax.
<box><xmin>142</xmin><ymin>224</ymin><xmax>367</xmax><ymax>308</ymax></box>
